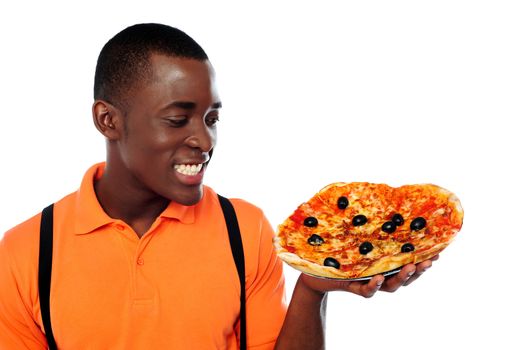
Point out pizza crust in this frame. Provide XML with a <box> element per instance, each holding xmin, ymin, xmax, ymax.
<box><xmin>275</xmin><ymin>249</ymin><xmax>352</xmax><ymax>279</ymax></box>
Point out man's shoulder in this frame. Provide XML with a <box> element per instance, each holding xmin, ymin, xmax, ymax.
<box><xmin>1</xmin><ymin>191</ymin><xmax>77</xmax><ymax>256</ymax></box>
<box><xmin>0</xmin><ymin>210</ymin><xmax>43</xmax><ymax>277</ymax></box>
<box><xmin>203</xmin><ymin>185</ymin><xmax>265</xmax><ymax>219</ymax></box>
<box><xmin>229</xmin><ymin>197</ymin><xmax>264</xmax><ymax>219</ymax></box>
<box><xmin>1</xmin><ymin>211</ymin><xmax>41</xmax><ymax>250</ymax></box>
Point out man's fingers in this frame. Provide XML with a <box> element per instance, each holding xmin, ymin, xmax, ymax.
<box><xmin>403</xmin><ymin>260</ymin><xmax>432</xmax><ymax>286</ymax></box>
<box><xmin>327</xmin><ymin>258</ymin><xmax>436</xmax><ymax>296</ymax></box>
<box><xmin>381</xmin><ymin>265</ymin><xmax>416</xmax><ymax>292</ymax></box>
<box><xmin>348</xmin><ymin>275</ymin><xmax>384</xmax><ymax>298</ymax></box>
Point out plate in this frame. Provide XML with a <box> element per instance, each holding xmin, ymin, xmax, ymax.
<box><xmin>302</xmin><ymin>267</ymin><xmax>402</xmax><ymax>282</ymax></box>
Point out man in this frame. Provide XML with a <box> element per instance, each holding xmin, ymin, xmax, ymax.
<box><xmin>0</xmin><ymin>23</ymin><xmax>433</xmax><ymax>349</ymax></box>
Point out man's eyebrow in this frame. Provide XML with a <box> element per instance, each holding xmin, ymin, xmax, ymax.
<box><xmin>161</xmin><ymin>101</ymin><xmax>222</xmax><ymax>110</ymax></box>
<box><xmin>164</xmin><ymin>101</ymin><xmax>196</xmax><ymax>110</ymax></box>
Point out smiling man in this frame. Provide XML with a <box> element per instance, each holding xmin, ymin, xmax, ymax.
<box><xmin>0</xmin><ymin>23</ymin><xmax>433</xmax><ymax>349</ymax></box>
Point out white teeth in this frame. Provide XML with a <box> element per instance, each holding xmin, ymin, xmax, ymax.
<box><xmin>174</xmin><ymin>163</ymin><xmax>203</xmax><ymax>176</ymax></box>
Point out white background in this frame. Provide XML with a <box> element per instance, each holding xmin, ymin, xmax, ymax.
<box><xmin>1</xmin><ymin>1</ymin><xmax>506</xmax><ymax>349</ymax></box>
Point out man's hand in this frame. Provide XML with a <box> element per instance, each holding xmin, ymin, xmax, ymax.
<box><xmin>298</xmin><ymin>255</ymin><xmax>439</xmax><ymax>298</ymax></box>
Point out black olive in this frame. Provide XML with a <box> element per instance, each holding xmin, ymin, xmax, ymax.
<box><xmin>359</xmin><ymin>242</ymin><xmax>374</xmax><ymax>255</ymax></box>
<box><xmin>352</xmin><ymin>214</ymin><xmax>368</xmax><ymax>226</ymax></box>
<box><xmin>323</xmin><ymin>257</ymin><xmax>340</xmax><ymax>269</ymax></box>
<box><xmin>304</xmin><ymin>216</ymin><xmax>318</xmax><ymax>227</ymax></box>
<box><xmin>392</xmin><ymin>213</ymin><xmax>404</xmax><ymax>226</ymax></box>
<box><xmin>381</xmin><ymin>221</ymin><xmax>397</xmax><ymax>234</ymax></box>
<box><xmin>337</xmin><ymin>196</ymin><xmax>349</xmax><ymax>209</ymax></box>
<box><xmin>401</xmin><ymin>243</ymin><xmax>415</xmax><ymax>253</ymax></box>
<box><xmin>410</xmin><ymin>217</ymin><xmax>427</xmax><ymax>231</ymax></box>
<box><xmin>307</xmin><ymin>234</ymin><xmax>325</xmax><ymax>246</ymax></box>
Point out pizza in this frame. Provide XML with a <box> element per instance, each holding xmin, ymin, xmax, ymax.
<box><xmin>274</xmin><ymin>182</ymin><xmax>464</xmax><ymax>279</ymax></box>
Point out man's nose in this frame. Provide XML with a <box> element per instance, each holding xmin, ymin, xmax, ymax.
<box><xmin>184</xmin><ymin>120</ymin><xmax>214</xmax><ymax>152</ymax></box>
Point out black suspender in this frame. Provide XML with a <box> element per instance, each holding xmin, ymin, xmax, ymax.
<box><xmin>38</xmin><ymin>204</ymin><xmax>57</xmax><ymax>350</ymax></box>
<box><xmin>38</xmin><ymin>196</ymin><xmax>247</xmax><ymax>350</ymax></box>
<box><xmin>218</xmin><ymin>195</ymin><xmax>247</xmax><ymax>350</ymax></box>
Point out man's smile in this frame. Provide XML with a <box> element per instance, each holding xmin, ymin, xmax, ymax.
<box><xmin>173</xmin><ymin>163</ymin><xmax>203</xmax><ymax>176</ymax></box>
<box><xmin>172</xmin><ymin>161</ymin><xmax>207</xmax><ymax>186</ymax></box>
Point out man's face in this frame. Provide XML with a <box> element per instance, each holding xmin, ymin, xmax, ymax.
<box><xmin>115</xmin><ymin>54</ymin><xmax>221</xmax><ymax>205</ymax></box>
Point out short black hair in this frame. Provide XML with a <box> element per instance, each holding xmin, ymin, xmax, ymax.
<box><xmin>94</xmin><ymin>23</ymin><xmax>208</xmax><ymax>110</ymax></box>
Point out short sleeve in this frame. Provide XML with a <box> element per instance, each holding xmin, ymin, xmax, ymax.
<box><xmin>0</xmin><ymin>233</ymin><xmax>47</xmax><ymax>349</ymax></box>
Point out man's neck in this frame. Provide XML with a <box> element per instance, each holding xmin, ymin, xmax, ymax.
<box><xmin>93</xmin><ymin>167</ymin><xmax>169</xmax><ymax>238</ymax></box>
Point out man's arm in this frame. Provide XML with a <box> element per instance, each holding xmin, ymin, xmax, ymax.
<box><xmin>274</xmin><ymin>259</ymin><xmax>435</xmax><ymax>350</ymax></box>
<box><xmin>0</xmin><ymin>237</ymin><xmax>47</xmax><ymax>350</ymax></box>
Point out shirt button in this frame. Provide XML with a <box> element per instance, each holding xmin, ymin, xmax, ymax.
<box><xmin>137</xmin><ymin>258</ymin><xmax>144</xmax><ymax>265</ymax></box>
<box><xmin>115</xmin><ymin>224</ymin><xmax>125</xmax><ymax>231</ymax></box>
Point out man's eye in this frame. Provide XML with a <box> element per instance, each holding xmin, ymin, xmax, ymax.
<box><xmin>166</xmin><ymin>117</ymin><xmax>188</xmax><ymax>127</ymax></box>
<box><xmin>206</xmin><ymin>116</ymin><xmax>219</xmax><ymax>126</ymax></box>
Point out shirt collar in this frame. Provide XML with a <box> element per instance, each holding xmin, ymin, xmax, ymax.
<box><xmin>74</xmin><ymin>163</ymin><xmax>196</xmax><ymax>235</ymax></box>
<box><xmin>159</xmin><ymin>201</ymin><xmax>195</xmax><ymax>224</ymax></box>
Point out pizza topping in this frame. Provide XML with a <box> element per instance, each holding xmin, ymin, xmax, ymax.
<box><xmin>323</xmin><ymin>257</ymin><xmax>340</xmax><ymax>269</ymax></box>
<box><xmin>401</xmin><ymin>243</ymin><xmax>415</xmax><ymax>252</ymax></box>
<box><xmin>410</xmin><ymin>217</ymin><xmax>427</xmax><ymax>231</ymax></box>
<box><xmin>337</xmin><ymin>196</ymin><xmax>349</xmax><ymax>209</ymax></box>
<box><xmin>392</xmin><ymin>213</ymin><xmax>404</xmax><ymax>226</ymax></box>
<box><xmin>381</xmin><ymin>221</ymin><xmax>396</xmax><ymax>233</ymax></box>
<box><xmin>359</xmin><ymin>242</ymin><xmax>374</xmax><ymax>255</ymax></box>
<box><xmin>304</xmin><ymin>217</ymin><xmax>318</xmax><ymax>227</ymax></box>
<box><xmin>307</xmin><ymin>234</ymin><xmax>325</xmax><ymax>246</ymax></box>
<box><xmin>352</xmin><ymin>214</ymin><xmax>368</xmax><ymax>226</ymax></box>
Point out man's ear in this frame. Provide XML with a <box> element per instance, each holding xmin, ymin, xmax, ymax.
<box><xmin>92</xmin><ymin>100</ymin><xmax>123</xmax><ymax>140</ymax></box>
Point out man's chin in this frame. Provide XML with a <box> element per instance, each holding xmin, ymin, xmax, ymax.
<box><xmin>170</xmin><ymin>187</ymin><xmax>204</xmax><ymax>206</ymax></box>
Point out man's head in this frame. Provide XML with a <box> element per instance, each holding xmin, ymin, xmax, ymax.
<box><xmin>92</xmin><ymin>24</ymin><xmax>221</xmax><ymax>206</ymax></box>
<box><xmin>94</xmin><ymin>23</ymin><xmax>209</xmax><ymax>111</ymax></box>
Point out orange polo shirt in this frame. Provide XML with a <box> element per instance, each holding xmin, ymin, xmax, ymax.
<box><xmin>0</xmin><ymin>163</ymin><xmax>287</xmax><ymax>349</ymax></box>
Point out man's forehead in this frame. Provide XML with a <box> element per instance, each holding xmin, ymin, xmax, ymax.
<box><xmin>131</xmin><ymin>53</ymin><xmax>220</xmax><ymax>108</ymax></box>
<box><xmin>148</xmin><ymin>53</ymin><xmax>214</xmax><ymax>82</ymax></box>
